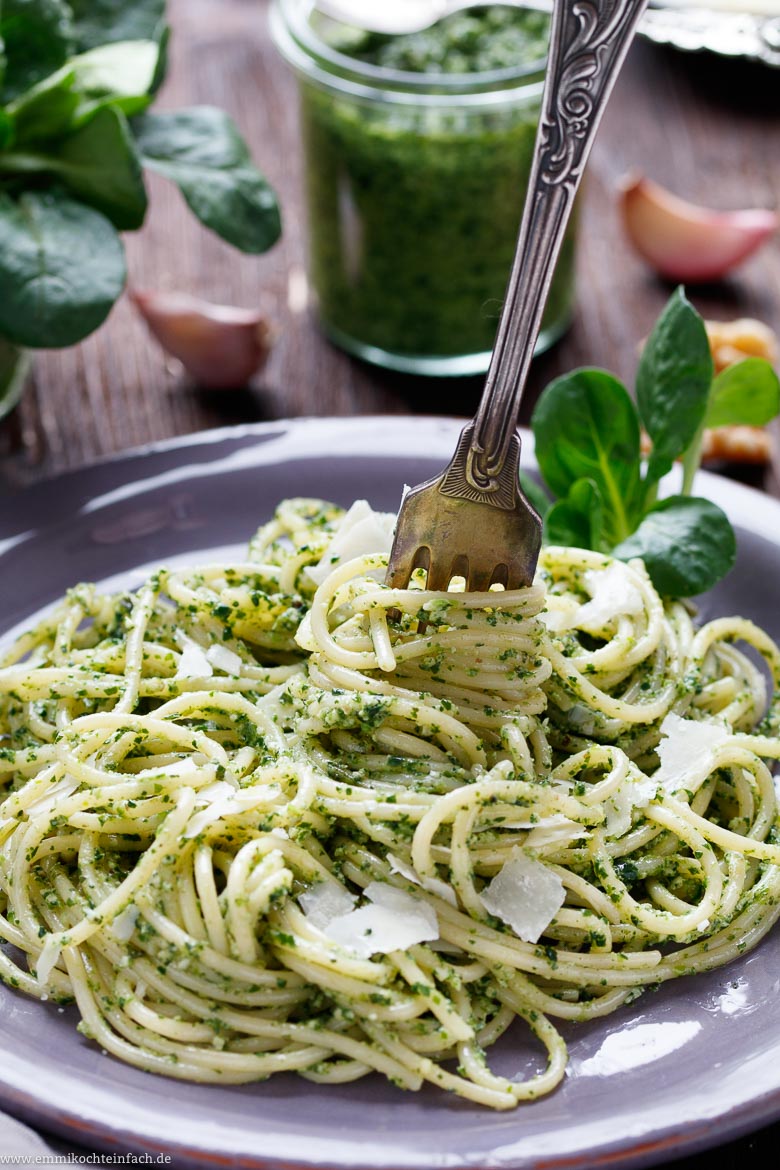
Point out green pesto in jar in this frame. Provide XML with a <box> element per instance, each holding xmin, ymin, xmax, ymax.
<box><xmin>298</xmin><ymin>5</ymin><xmax>576</xmax><ymax>370</ymax></box>
<box><xmin>326</xmin><ymin>7</ymin><xmax>551</xmax><ymax>73</ymax></box>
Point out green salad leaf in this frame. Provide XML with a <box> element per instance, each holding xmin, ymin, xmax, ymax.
<box><xmin>636</xmin><ymin>286</ymin><xmax>713</xmax><ymax>500</ymax></box>
<box><xmin>69</xmin><ymin>39</ymin><xmax>161</xmax><ymax>116</ymax></box>
<box><xmin>545</xmin><ymin>478</ymin><xmax>605</xmax><ymax>552</ymax></box>
<box><xmin>612</xmin><ymin>497</ymin><xmax>736</xmax><ymax>598</ymax></box>
<box><xmin>133</xmin><ymin>108</ymin><xmax>283</xmax><ymax>254</ymax></box>
<box><xmin>518</xmin><ymin>471</ymin><xmax>551</xmax><ymax>520</ymax></box>
<box><xmin>706</xmin><ymin>357</ymin><xmax>780</xmax><ymax>429</ymax></box>
<box><xmin>0</xmin><ymin>0</ymin><xmax>280</xmax><ymax>402</ymax></box>
<box><xmin>531</xmin><ymin>288</ymin><xmax>779</xmax><ymax>597</ymax></box>
<box><xmin>0</xmin><ymin>189</ymin><xmax>126</xmax><ymax>348</ymax></box>
<box><xmin>48</xmin><ymin>105</ymin><xmax>148</xmax><ymax>229</ymax></box>
<box><xmin>0</xmin><ymin>0</ymin><xmax>74</xmax><ymax>102</ymax></box>
<box><xmin>68</xmin><ymin>0</ymin><xmax>166</xmax><ymax>51</ymax></box>
<box><xmin>533</xmin><ymin>368</ymin><xmax>641</xmax><ymax>546</ymax></box>
<box><xmin>6</xmin><ymin>65</ymin><xmax>80</xmax><ymax>142</ymax></box>
<box><xmin>0</xmin><ymin>107</ymin><xmax>14</xmax><ymax>148</ymax></box>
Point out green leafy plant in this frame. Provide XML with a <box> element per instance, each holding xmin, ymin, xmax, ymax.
<box><xmin>528</xmin><ymin>288</ymin><xmax>780</xmax><ymax>596</ymax></box>
<box><xmin>0</xmin><ymin>0</ymin><xmax>281</xmax><ymax>410</ymax></box>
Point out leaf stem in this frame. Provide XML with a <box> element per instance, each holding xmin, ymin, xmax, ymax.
<box><xmin>0</xmin><ymin>337</ymin><xmax>30</xmax><ymax>420</ymax></box>
<box><xmin>681</xmin><ymin>422</ymin><xmax>706</xmax><ymax>496</ymax></box>
<box><xmin>0</xmin><ymin>153</ymin><xmax>56</xmax><ymax>176</ymax></box>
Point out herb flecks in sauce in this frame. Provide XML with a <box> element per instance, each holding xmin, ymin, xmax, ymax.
<box><xmin>329</xmin><ymin>7</ymin><xmax>550</xmax><ymax>74</ymax></box>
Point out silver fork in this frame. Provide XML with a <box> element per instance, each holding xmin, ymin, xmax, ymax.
<box><xmin>386</xmin><ymin>0</ymin><xmax>648</xmax><ymax>594</ymax></box>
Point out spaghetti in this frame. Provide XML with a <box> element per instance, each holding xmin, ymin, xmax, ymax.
<box><xmin>1</xmin><ymin>496</ymin><xmax>779</xmax><ymax>1108</ymax></box>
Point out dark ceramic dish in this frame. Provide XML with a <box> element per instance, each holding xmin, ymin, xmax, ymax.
<box><xmin>1</xmin><ymin>417</ymin><xmax>780</xmax><ymax>1170</ymax></box>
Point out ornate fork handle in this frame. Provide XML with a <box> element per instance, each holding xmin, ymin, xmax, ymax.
<box><xmin>441</xmin><ymin>0</ymin><xmax>648</xmax><ymax>504</ymax></box>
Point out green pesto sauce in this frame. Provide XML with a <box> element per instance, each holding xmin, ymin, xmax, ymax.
<box><xmin>328</xmin><ymin>7</ymin><xmax>550</xmax><ymax>74</ymax></box>
<box><xmin>300</xmin><ymin>5</ymin><xmax>575</xmax><ymax>362</ymax></box>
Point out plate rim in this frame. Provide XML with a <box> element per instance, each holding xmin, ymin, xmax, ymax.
<box><xmin>2</xmin><ymin>415</ymin><xmax>780</xmax><ymax>1170</ymax></box>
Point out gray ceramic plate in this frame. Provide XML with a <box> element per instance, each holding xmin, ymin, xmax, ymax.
<box><xmin>2</xmin><ymin>417</ymin><xmax>780</xmax><ymax>1170</ymax></box>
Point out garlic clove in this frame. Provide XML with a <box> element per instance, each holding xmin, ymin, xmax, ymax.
<box><xmin>619</xmin><ymin>174</ymin><xmax>778</xmax><ymax>283</ymax></box>
<box><xmin>131</xmin><ymin>290</ymin><xmax>273</xmax><ymax>389</ymax></box>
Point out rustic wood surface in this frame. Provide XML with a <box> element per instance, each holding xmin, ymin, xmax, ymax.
<box><xmin>0</xmin><ymin>0</ymin><xmax>778</xmax><ymax>494</ymax></box>
<box><xmin>0</xmin><ymin>2</ymin><xmax>779</xmax><ymax>1165</ymax></box>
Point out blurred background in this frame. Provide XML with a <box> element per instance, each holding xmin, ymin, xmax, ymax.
<box><xmin>0</xmin><ymin>0</ymin><xmax>777</xmax><ymax>490</ymax></box>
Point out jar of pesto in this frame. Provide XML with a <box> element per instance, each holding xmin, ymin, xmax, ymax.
<box><xmin>271</xmin><ymin>1</ymin><xmax>577</xmax><ymax>376</ymax></box>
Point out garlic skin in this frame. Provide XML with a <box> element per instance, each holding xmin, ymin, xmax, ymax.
<box><xmin>619</xmin><ymin>174</ymin><xmax>778</xmax><ymax>283</ymax></box>
<box><xmin>131</xmin><ymin>290</ymin><xmax>273</xmax><ymax>389</ymax></box>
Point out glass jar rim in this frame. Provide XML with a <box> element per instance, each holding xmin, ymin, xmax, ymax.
<box><xmin>270</xmin><ymin>0</ymin><xmax>547</xmax><ymax>105</ymax></box>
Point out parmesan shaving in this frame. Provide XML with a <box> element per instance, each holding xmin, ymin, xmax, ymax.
<box><xmin>307</xmin><ymin>500</ymin><xmax>396</xmax><ymax>586</ymax></box>
<box><xmin>578</xmin><ymin>562</ymin><xmax>644</xmax><ymax>632</ymax></box>
<box><xmin>175</xmin><ymin>635</ymin><xmax>213</xmax><ymax>679</ymax></box>
<box><xmin>604</xmin><ymin>774</ymin><xmax>657</xmax><ymax>837</ymax></box>
<box><xmin>655</xmin><ymin>712</ymin><xmax>730</xmax><ymax>793</ymax></box>
<box><xmin>184</xmin><ymin>782</ymin><xmax>281</xmax><ymax>838</ymax></box>
<box><xmin>206</xmin><ymin>644</ymin><xmax>243</xmax><ymax>675</ymax></box>
<box><xmin>112</xmin><ymin>905</ymin><xmax>139</xmax><ymax>943</ymax></box>
<box><xmin>299</xmin><ymin>881</ymin><xmax>356</xmax><ymax>930</ymax></box>
<box><xmin>481</xmin><ymin>849</ymin><xmax>565</xmax><ymax>944</ymax></box>
<box><xmin>541</xmin><ymin>609</ymin><xmax>573</xmax><ymax>634</ymax></box>
<box><xmin>36</xmin><ymin>936</ymin><xmax>62</xmax><ymax>987</ymax></box>
<box><xmin>387</xmin><ymin>853</ymin><xmax>458</xmax><ymax>906</ymax></box>
<box><xmin>322</xmin><ymin>881</ymin><xmax>438</xmax><ymax>958</ymax></box>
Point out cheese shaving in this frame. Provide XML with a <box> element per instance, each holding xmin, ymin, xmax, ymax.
<box><xmin>604</xmin><ymin>774</ymin><xmax>658</xmax><ymax>837</ymax></box>
<box><xmin>299</xmin><ymin>881</ymin><xmax>356</xmax><ymax>930</ymax></box>
<box><xmin>387</xmin><ymin>853</ymin><xmax>458</xmax><ymax>906</ymax></box>
<box><xmin>322</xmin><ymin>881</ymin><xmax>438</xmax><ymax>958</ymax></box>
<box><xmin>206</xmin><ymin>644</ymin><xmax>243</xmax><ymax>674</ymax></box>
<box><xmin>36</xmin><ymin>936</ymin><xmax>62</xmax><ymax>987</ymax></box>
<box><xmin>481</xmin><ymin>849</ymin><xmax>565</xmax><ymax>944</ymax></box>
<box><xmin>184</xmin><ymin>782</ymin><xmax>281</xmax><ymax>838</ymax></box>
<box><xmin>655</xmin><ymin>712</ymin><xmax>730</xmax><ymax>793</ymax></box>
<box><xmin>307</xmin><ymin>500</ymin><xmax>396</xmax><ymax>586</ymax></box>
<box><xmin>175</xmin><ymin>635</ymin><xmax>213</xmax><ymax>679</ymax></box>
<box><xmin>112</xmin><ymin>905</ymin><xmax>139</xmax><ymax>943</ymax></box>
<box><xmin>578</xmin><ymin>562</ymin><xmax>644</xmax><ymax>631</ymax></box>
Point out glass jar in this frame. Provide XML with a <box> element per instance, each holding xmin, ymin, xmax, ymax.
<box><xmin>271</xmin><ymin>1</ymin><xmax>577</xmax><ymax>377</ymax></box>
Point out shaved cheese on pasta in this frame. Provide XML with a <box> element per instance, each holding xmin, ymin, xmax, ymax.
<box><xmin>307</xmin><ymin>500</ymin><xmax>395</xmax><ymax>585</ymax></box>
<box><xmin>175</xmin><ymin>635</ymin><xmax>213</xmax><ymax>679</ymax></box>
<box><xmin>323</xmin><ymin>882</ymin><xmax>438</xmax><ymax>957</ymax></box>
<box><xmin>206</xmin><ymin>644</ymin><xmax>243</xmax><ymax>674</ymax></box>
<box><xmin>112</xmin><ymin>905</ymin><xmax>139</xmax><ymax>942</ymax></box>
<box><xmin>481</xmin><ymin>850</ymin><xmax>565</xmax><ymax>943</ymax></box>
<box><xmin>4</xmin><ymin>501</ymin><xmax>780</xmax><ymax>1110</ymax></box>
<box><xmin>578</xmin><ymin>562</ymin><xmax>644</xmax><ymax>631</ymax></box>
<box><xmin>388</xmin><ymin>853</ymin><xmax>458</xmax><ymax>906</ymax></box>
<box><xmin>36</xmin><ymin>936</ymin><xmax>61</xmax><ymax>987</ymax></box>
<box><xmin>299</xmin><ymin>881</ymin><xmax>356</xmax><ymax>929</ymax></box>
<box><xmin>604</xmin><ymin>774</ymin><xmax>658</xmax><ymax>837</ymax></box>
<box><xmin>655</xmin><ymin>712</ymin><xmax>730</xmax><ymax>792</ymax></box>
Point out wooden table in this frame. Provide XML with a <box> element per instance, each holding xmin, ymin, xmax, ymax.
<box><xmin>0</xmin><ymin>0</ymin><xmax>778</xmax><ymax>492</ymax></box>
<box><xmin>1</xmin><ymin>2</ymin><xmax>780</xmax><ymax>1165</ymax></box>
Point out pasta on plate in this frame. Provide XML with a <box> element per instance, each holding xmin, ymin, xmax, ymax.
<box><xmin>1</xmin><ymin>497</ymin><xmax>779</xmax><ymax>1108</ymax></box>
